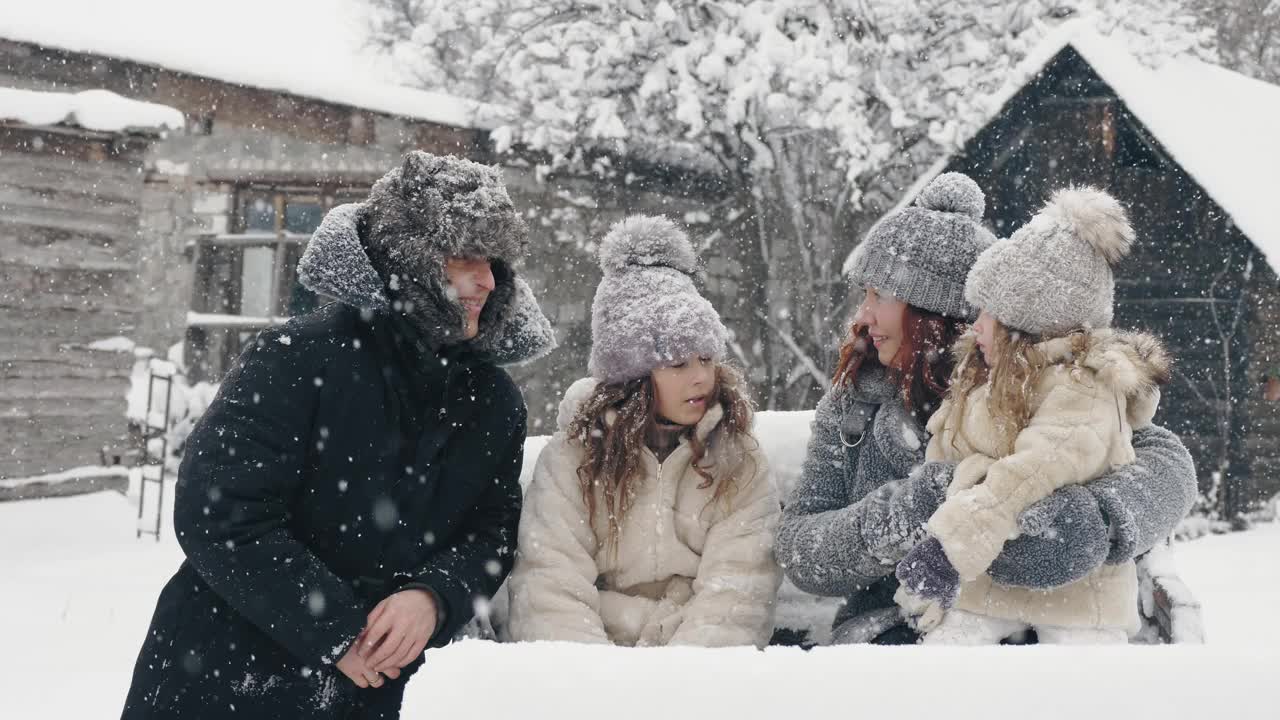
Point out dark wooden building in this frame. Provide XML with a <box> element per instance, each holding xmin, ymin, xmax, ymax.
<box><xmin>0</xmin><ymin>88</ymin><xmax>181</xmax><ymax>482</ymax></box>
<box><xmin>867</xmin><ymin>28</ymin><xmax>1280</xmax><ymax>516</ymax></box>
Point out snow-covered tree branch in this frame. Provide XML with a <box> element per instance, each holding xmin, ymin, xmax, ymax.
<box><xmin>368</xmin><ymin>0</ymin><xmax>1216</xmax><ymax>408</ymax></box>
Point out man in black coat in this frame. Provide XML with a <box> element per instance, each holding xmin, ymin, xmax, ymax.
<box><xmin>122</xmin><ymin>152</ymin><xmax>555</xmax><ymax>719</ymax></box>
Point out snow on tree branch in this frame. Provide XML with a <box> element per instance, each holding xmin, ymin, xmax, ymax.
<box><xmin>369</xmin><ymin>0</ymin><xmax>1215</xmax><ymax>196</ymax></box>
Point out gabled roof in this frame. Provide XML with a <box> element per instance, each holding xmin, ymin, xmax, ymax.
<box><xmin>0</xmin><ymin>0</ymin><xmax>489</xmax><ymax>130</ymax></box>
<box><xmin>846</xmin><ymin>21</ymin><xmax>1280</xmax><ymax>274</ymax></box>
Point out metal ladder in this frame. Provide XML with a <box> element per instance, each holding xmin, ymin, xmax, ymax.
<box><xmin>136</xmin><ymin>360</ymin><xmax>177</xmax><ymax>540</ymax></box>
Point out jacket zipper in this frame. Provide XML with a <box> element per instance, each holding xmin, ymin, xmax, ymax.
<box><xmin>654</xmin><ymin>457</ymin><xmax>663</xmax><ymax>580</ymax></box>
<box><xmin>648</xmin><ymin>443</ymin><xmax>691</xmax><ymax>581</ymax></box>
<box><xmin>439</xmin><ymin>362</ymin><xmax>454</xmax><ymax>420</ymax></box>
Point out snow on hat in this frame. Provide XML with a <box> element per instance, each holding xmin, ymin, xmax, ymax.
<box><xmin>847</xmin><ymin>172</ymin><xmax>996</xmax><ymax>320</ymax></box>
<box><xmin>588</xmin><ymin>215</ymin><xmax>728</xmax><ymax>385</ymax></box>
<box><xmin>965</xmin><ymin>187</ymin><xmax>1135</xmax><ymax>336</ymax></box>
<box><xmin>362</xmin><ymin>150</ymin><xmax>528</xmax><ymax>265</ymax></box>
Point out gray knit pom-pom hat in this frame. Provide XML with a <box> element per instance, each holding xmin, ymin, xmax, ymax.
<box><xmin>588</xmin><ymin>215</ymin><xmax>729</xmax><ymax>385</ymax></box>
<box><xmin>847</xmin><ymin>172</ymin><xmax>996</xmax><ymax>320</ymax></box>
<box><xmin>965</xmin><ymin>187</ymin><xmax>1135</xmax><ymax>336</ymax></box>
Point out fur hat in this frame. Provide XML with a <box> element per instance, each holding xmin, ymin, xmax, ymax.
<box><xmin>965</xmin><ymin>187</ymin><xmax>1135</xmax><ymax>336</ymax></box>
<box><xmin>588</xmin><ymin>215</ymin><xmax>728</xmax><ymax>385</ymax></box>
<box><xmin>363</xmin><ymin>151</ymin><xmax>528</xmax><ymax>266</ymax></box>
<box><xmin>297</xmin><ymin>152</ymin><xmax>555</xmax><ymax>365</ymax></box>
<box><xmin>847</xmin><ymin>172</ymin><xmax>996</xmax><ymax>320</ymax></box>
<box><xmin>361</xmin><ymin>152</ymin><xmax>534</xmax><ymax>349</ymax></box>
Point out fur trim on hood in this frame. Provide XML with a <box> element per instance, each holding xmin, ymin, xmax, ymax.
<box><xmin>298</xmin><ymin>203</ymin><xmax>388</xmax><ymax>312</ymax></box>
<box><xmin>1040</xmin><ymin>329</ymin><xmax>1170</xmax><ymax>428</ymax></box>
<box><xmin>952</xmin><ymin>328</ymin><xmax>1170</xmax><ymax>428</ymax></box>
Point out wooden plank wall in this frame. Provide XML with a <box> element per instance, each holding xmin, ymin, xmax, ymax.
<box><xmin>1244</xmin><ymin>264</ymin><xmax>1280</xmax><ymax>505</ymax></box>
<box><xmin>0</xmin><ymin>126</ymin><xmax>147</xmax><ymax>479</ymax></box>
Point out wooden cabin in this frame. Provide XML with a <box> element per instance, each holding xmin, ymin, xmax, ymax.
<box><xmin>864</xmin><ymin>27</ymin><xmax>1280</xmax><ymax>517</ymax></box>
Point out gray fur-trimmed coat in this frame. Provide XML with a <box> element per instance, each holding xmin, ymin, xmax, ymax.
<box><xmin>773</xmin><ymin>365</ymin><xmax>1198</xmax><ymax>644</ymax></box>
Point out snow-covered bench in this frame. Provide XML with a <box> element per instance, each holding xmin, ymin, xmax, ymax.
<box><xmin>484</xmin><ymin>410</ymin><xmax>1204</xmax><ymax>645</ymax></box>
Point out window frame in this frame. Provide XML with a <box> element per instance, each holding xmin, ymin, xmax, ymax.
<box><xmin>187</xmin><ymin>184</ymin><xmax>366</xmax><ymax>379</ymax></box>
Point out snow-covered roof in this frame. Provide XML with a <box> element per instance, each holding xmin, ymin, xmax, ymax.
<box><xmin>0</xmin><ymin>0</ymin><xmax>485</xmax><ymax>130</ymax></box>
<box><xmin>0</xmin><ymin>87</ymin><xmax>183</xmax><ymax>134</ymax></box>
<box><xmin>846</xmin><ymin>21</ymin><xmax>1280</xmax><ymax>274</ymax></box>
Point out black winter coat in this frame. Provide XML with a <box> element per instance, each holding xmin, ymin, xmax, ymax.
<box><xmin>122</xmin><ymin>305</ymin><xmax>530</xmax><ymax>718</ymax></box>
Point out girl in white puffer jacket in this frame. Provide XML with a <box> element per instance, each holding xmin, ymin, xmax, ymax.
<box><xmin>506</xmin><ymin>215</ymin><xmax>781</xmax><ymax>647</ymax></box>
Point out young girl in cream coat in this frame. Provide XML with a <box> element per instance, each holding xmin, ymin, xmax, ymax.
<box><xmin>506</xmin><ymin>215</ymin><xmax>781</xmax><ymax>647</ymax></box>
<box><xmin>896</xmin><ymin>188</ymin><xmax>1171</xmax><ymax>644</ymax></box>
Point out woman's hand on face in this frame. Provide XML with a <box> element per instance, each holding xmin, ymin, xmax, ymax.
<box><xmin>358</xmin><ymin>589</ymin><xmax>439</xmax><ymax>674</ymax></box>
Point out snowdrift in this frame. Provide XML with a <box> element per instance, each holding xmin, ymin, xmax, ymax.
<box><xmin>404</xmin><ymin>639</ymin><xmax>1278</xmax><ymax>720</ymax></box>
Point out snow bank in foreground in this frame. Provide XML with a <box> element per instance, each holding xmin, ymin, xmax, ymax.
<box><xmin>0</xmin><ymin>480</ymin><xmax>1276</xmax><ymax>717</ymax></box>
<box><xmin>0</xmin><ymin>87</ymin><xmax>184</xmax><ymax>132</ymax></box>
<box><xmin>405</xmin><ymin>640</ymin><xmax>1278</xmax><ymax>720</ymax></box>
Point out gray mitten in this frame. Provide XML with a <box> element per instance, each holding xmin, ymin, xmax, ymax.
<box><xmin>895</xmin><ymin>536</ymin><xmax>960</xmax><ymax>609</ymax></box>
<box><xmin>989</xmin><ymin>485</ymin><xmax>1109</xmax><ymax>589</ymax></box>
<box><xmin>1017</xmin><ymin>484</ymin><xmax>1099</xmax><ymax>538</ymax></box>
<box><xmin>863</xmin><ymin>461</ymin><xmax>955</xmax><ymax>563</ymax></box>
<box><xmin>907</xmin><ymin>461</ymin><xmax>954</xmax><ymax>519</ymax></box>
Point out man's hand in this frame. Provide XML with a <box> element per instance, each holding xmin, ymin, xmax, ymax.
<box><xmin>337</xmin><ymin>640</ymin><xmax>393</xmax><ymax>689</ymax></box>
<box><xmin>358</xmin><ymin>588</ymin><xmax>439</xmax><ymax>674</ymax></box>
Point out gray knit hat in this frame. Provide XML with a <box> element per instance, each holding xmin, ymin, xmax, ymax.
<box><xmin>847</xmin><ymin>172</ymin><xmax>996</xmax><ymax>320</ymax></box>
<box><xmin>588</xmin><ymin>215</ymin><xmax>728</xmax><ymax>385</ymax></box>
<box><xmin>965</xmin><ymin>187</ymin><xmax>1135</xmax><ymax>336</ymax></box>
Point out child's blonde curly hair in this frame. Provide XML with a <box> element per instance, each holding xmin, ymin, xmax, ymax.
<box><xmin>944</xmin><ymin>321</ymin><xmax>1092</xmax><ymax>456</ymax></box>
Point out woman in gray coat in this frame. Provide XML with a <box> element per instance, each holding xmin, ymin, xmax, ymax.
<box><xmin>774</xmin><ymin>173</ymin><xmax>1198</xmax><ymax>644</ymax></box>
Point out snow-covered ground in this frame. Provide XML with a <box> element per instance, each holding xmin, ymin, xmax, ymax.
<box><xmin>1</xmin><ymin>487</ymin><xmax>1276</xmax><ymax>718</ymax></box>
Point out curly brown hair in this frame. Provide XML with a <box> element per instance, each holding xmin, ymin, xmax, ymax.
<box><xmin>565</xmin><ymin>364</ymin><xmax>757</xmax><ymax>545</ymax></box>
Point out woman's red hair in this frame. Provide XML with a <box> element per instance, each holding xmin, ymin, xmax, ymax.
<box><xmin>832</xmin><ymin>304</ymin><xmax>964</xmax><ymax>419</ymax></box>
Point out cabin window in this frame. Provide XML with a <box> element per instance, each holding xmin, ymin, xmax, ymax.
<box><xmin>187</xmin><ymin>186</ymin><xmax>364</xmax><ymax>379</ymax></box>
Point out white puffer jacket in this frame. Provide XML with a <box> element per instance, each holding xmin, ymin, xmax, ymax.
<box><xmin>911</xmin><ymin>330</ymin><xmax>1169</xmax><ymax>633</ymax></box>
<box><xmin>507</xmin><ymin>378</ymin><xmax>782</xmax><ymax>647</ymax></box>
